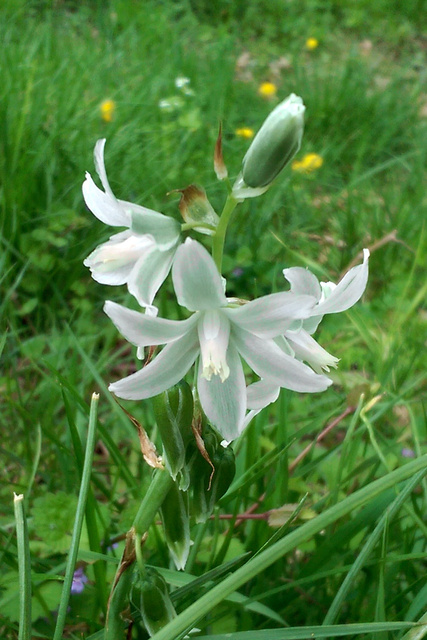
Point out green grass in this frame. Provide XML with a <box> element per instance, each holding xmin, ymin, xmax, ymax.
<box><xmin>1</xmin><ymin>0</ymin><xmax>427</xmax><ymax>638</ymax></box>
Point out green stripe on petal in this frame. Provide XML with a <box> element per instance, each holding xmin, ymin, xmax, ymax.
<box><xmin>127</xmin><ymin>246</ymin><xmax>176</xmax><ymax>311</ymax></box>
<box><xmin>246</xmin><ymin>379</ymin><xmax>280</xmax><ymax>411</ymax></box>
<box><xmin>104</xmin><ymin>301</ymin><xmax>198</xmax><ymax>347</ymax></box>
<box><xmin>109</xmin><ymin>329</ymin><xmax>199</xmax><ymax>400</ymax></box>
<box><xmin>283</xmin><ymin>266</ymin><xmax>322</xmax><ymax>300</ymax></box>
<box><xmin>197</xmin><ymin>343</ymin><xmax>246</xmax><ymax>442</ymax></box>
<box><xmin>232</xmin><ymin>326</ymin><xmax>331</xmax><ymax>393</ymax></box>
<box><xmin>129</xmin><ymin>206</ymin><xmax>181</xmax><ymax>250</ymax></box>
<box><xmin>226</xmin><ymin>292</ymin><xmax>316</xmax><ymax>338</ymax></box>
<box><xmin>172</xmin><ymin>239</ymin><xmax>227</xmax><ymax>312</ymax></box>
<box><xmin>285</xmin><ymin>329</ymin><xmax>339</xmax><ymax>374</ymax></box>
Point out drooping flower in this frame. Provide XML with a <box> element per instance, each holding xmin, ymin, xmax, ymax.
<box><xmin>105</xmin><ymin>239</ymin><xmax>331</xmax><ymax>441</ymax></box>
<box><xmin>100</xmin><ymin>99</ymin><xmax>115</xmax><ymax>122</ymax></box>
<box><xmin>83</xmin><ymin>139</ymin><xmax>181</xmax><ymax>314</ymax></box>
<box><xmin>282</xmin><ymin>249</ymin><xmax>370</xmax><ymax>374</ymax></box>
<box><xmin>241</xmin><ymin>250</ymin><xmax>370</xmax><ymax>422</ymax></box>
<box><xmin>292</xmin><ymin>152</ymin><xmax>323</xmax><ymax>173</ymax></box>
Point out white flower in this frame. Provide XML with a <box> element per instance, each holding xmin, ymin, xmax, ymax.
<box><xmin>105</xmin><ymin>239</ymin><xmax>331</xmax><ymax>441</ymax></box>
<box><xmin>239</xmin><ymin>250</ymin><xmax>370</xmax><ymax>426</ymax></box>
<box><xmin>283</xmin><ymin>249</ymin><xmax>370</xmax><ymax>371</ymax></box>
<box><xmin>83</xmin><ymin>139</ymin><xmax>181</xmax><ymax>314</ymax></box>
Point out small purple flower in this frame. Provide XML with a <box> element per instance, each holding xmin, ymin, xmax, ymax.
<box><xmin>232</xmin><ymin>267</ymin><xmax>244</xmax><ymax>278</ymax></box>
<box><xmin>401</xmin><ymin>448</ymin><xmax>416</xmax><ymax>459</ymax></box>
<box><xmin>71</xmin><ymin>567</ymin><xmax>88</xmax><ymax>594</ymax></box>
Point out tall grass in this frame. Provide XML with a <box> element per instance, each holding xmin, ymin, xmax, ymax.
<box><xmin>1</xmin><ymin>1</ymin><xmax>426</xmax><ymax>638</ymax></box>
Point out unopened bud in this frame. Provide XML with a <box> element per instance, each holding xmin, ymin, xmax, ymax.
<box><xmin>233</xmin><ymin>93</ymin><xmax>305</xmax><ymax>199</ymax></box>
<box><xmin>160</xmin><ymin>481</ymin><xmax>191</xmax><ymax>570</ymax></box>
<box><xmin>152</xmin><ymin>381</ymin><xmax>194</xmax><ymax>481</ymax></box>
<box><xmin>133</xmin><ymin>568</ymin><xmax>176</xmax><ymax>636</ymax></box>
<box><xmin>190</xmin><ymin>428</ymin><xmax>236</xmax><ymax>523</ymax></box>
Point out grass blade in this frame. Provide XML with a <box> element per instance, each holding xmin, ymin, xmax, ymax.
<box><xmin>150</xmin><ymin>454</ymin><xmax>427</xmax><ymax>640</ymax></box>
<box><xmin>323</xmin><ymin>469</ymin><xmax>426</xmax><ymax>625</ymax></box>
<box><xmin>194</xmin><ymin>621</ymin><xmax>423</xmax><ymax>640</ymax></box>
<box><xmin>13</xmin><ymin>493</ymin><xmax>32</xmax><ymax>640</ymax></box>
<box><xmin>52</xmin><ymin>392</ymin><xmax>99</xmax><ymax>640</ymax></box>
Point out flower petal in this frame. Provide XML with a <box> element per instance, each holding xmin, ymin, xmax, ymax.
<box><xmin>94</xmin><ymin>138</ymin><xmax>116</xmax><ymax>200</ymax></box>
<box><xmin>84</xmin><ymin>231</ymin><xmax>154</xmax><ymax>285</ymax></box>
<box><xmin>226</xmin><ymin>292</ymin><xmax>316</xmax><ymax>338</ymax></box>
<box><xmin>285</xmin><ymin>329</ymin><xmax>339</xmax><ymax>374</ymax></box>
<box><xmin>241</xmin><ymin>379</ymin><xmax>281</xmax><ymax>432</ymax></box>
<box><xmin>129</xmin><ymin>206</ymin><xmax>181</xmax><ymax>250</ymax></box>
<box><xmin>82</xmin><ymin>172</ymin><xmax>128</xmax><ymax>227</ymax></box>
<box><xmin>127</xmin><ymin>246</ymin><xmax>176</xmax><ymax>310</ymax></box>
<box><xmin>197</xmin><ymin>343</ymin><xmax>246</xmax><ymax>442</ymax></box>
<box><xmin>316</xmin><ymin>249</ymin><xmax>369</xmax><ymax>314</ymax></box>
<box><xmin>109</xmin><ymin>329</ymin><xmax>199</xmax><ymax>400</ymax></box>
<box><xmin>172</xmin><ymin>238</ymin><xmax>227</xmax><ymax>311</ymax></box>
<box><xmin>232</xmin><ymin>327</ymin><xmax>331</xmax><ymax>392</ymax></box>
<box><xmin>246</xmin><ymin>379</ymin><xmax>280</xmax><ymax>411</ymax></box>
<box><xmin>198</xmin><ymin>311</ymin><xmax>231</xmax><ymax>382</ymax></box>
<box><xmin>104</xmin><ymin>300</ymin><xmax>198</xmax><ymax>347</ymax></box>
<box><xmin>282</xmin><ymin>266</ymin><xmax>321</xmax><ymax>300</ymax></box>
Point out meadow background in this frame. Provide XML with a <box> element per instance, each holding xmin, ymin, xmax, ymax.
<box><xmin>1</xmin><ymin>0</ymin><xmax>427</xmax><ymax>638</ymax></box>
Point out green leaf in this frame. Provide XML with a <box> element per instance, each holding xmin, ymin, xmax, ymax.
<box><xmin>32</xmin><ymin>492</ymin><xmax>78</xmax><ymax>553</ymax></box>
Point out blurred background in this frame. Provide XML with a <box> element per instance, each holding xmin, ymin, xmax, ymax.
<box><xmin>1</xmin><ymin>0</ymin><xmax>426</xmax><ymax>636</ymax></box>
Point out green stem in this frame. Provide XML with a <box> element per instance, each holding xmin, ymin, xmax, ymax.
<box><xmin>14</xmin><ymin>493</ymin><xmax>32</xmax><ymax>640</ymax></box>
<box><xmin>212</xmin><ymin>194</ymin><xmax>239</xmax><ymax>272</ymax></box>
<box><xmin>53</xmin><ymin>392</ymin><xmax>99</xmax><ymax>640</ymax></box>
<box><xmin>133</xmin><ymin>468</ymin><xmax>174</xmax><ymax>535</ymax></box>
<box><xmin>104</xmin><ymin>469</ymin><xmax>173</xmax><ymax>636</ymax></box>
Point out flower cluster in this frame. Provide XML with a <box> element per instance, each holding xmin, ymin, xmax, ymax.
<box><xmin>83</xmin><ymin>95</ymin><xmax>369</xmax><ymax>441</ymax></box>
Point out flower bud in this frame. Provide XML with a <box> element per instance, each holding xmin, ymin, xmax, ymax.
<box><xmin>190</xmin><ymin>430</ymin><xmax>236</xmax><ymax>523</ymax></box>
<box><xmin>133</xmin><ymin>568</ymin><xmax>176</xmax><ymax>636</ymax></box>
<box><xmin>152</xmin><ymin>381</ymin><xmax>194</xmax><ymax>481</ymax></box>
<box><xmin>160</xmin><ymin>481</ymin><xmax>191</xmax><ymax>570</ymax></box>
<box><xmin>233</xmin><ymin>94</ymin><xmax>305</xmax><ymax>199</ymax></box>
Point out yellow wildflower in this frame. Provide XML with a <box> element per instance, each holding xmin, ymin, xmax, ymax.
<box><xmin>235</xmin><ymin>127</ymin><xmax>254</xmax><ymax>139</ymax></box>
<box><xmin>305</xmin><ymin>37</ymin><xmax>319</xmax><ymax>51</ymax></box>
<box><xmin>292</xmin><ymin>152</ymin><xmax>323</xmax><ymax>173</ymax></box>
<box><xmin>258</xmin><ymin>82</ymin><xmax>277</xmax><ymax>99</ymax></box>
<box><xmin>100</xmin><ymin>99</ymin><xmax>116</xmax><ymax>122</ymax></box>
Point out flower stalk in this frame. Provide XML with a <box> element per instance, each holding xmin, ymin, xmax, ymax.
<box><xmin>212</xmin><ymin>193</ymin><xmax>239</xmax><ymax>272</ymax></box>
